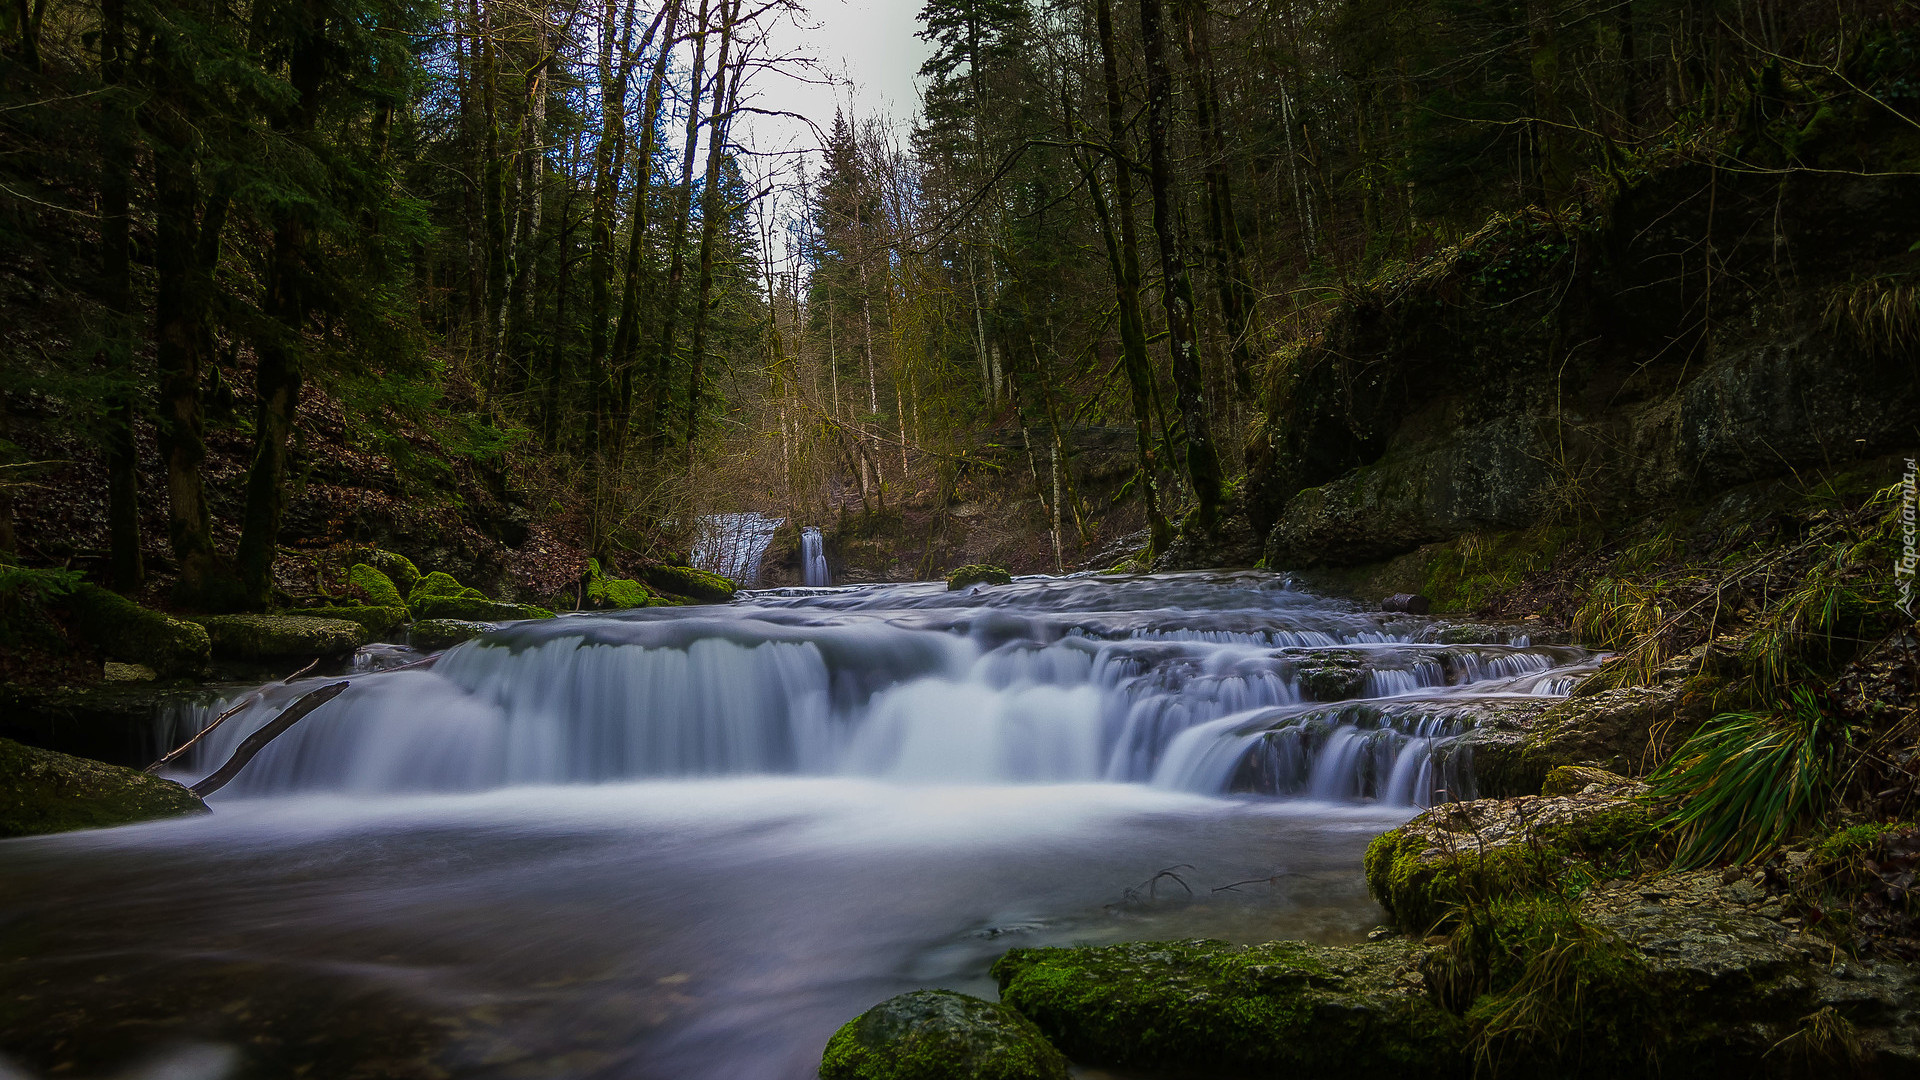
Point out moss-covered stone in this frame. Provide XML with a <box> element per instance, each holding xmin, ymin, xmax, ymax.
<box><xmin>189</xmin><ymin>614</ymin><xmax>368</xmax><ymax>660</ymax></box>
<box><xmin>407</xmin><ymin>619</ymin><xmax>492</xmax><ymax>651</ymax></box>
<box><xmin>820</xmin><ymin>990</ymin><xmax>1068</xmax><ymax>1080</ymax></box>
<box><xmin>583</xmin><ymin>559</ymin><xmax>654</xmax><ymax>610</ymax></box>
<box><xmin>993</xmin><ymin>939</ymin><xmax>1466</xmax><ymax>1078</ymax></box>
<box><xmin>0</xmin><ymin>737</ymin><xmax>206</xmax><ymax>837</ymax></box>
<box><xmin>1364</xmin><ymin>793</ymin><xmax>1657</xmax><ymax>933</ymax></box>
<box><xmin>946</xmin><ymin>564</ymin><xmax>1013</xmax><ymax>590</ymax></box>
<box><xmin>1293</xmin><ymin>656</ymin><xmax>1369</xmax><ymax>700</ymax></box>
<box><xmin>61</xmin><ymin>584</ymin><xmax>211</xmax><ymax>679</ymax></box>
<box><xmin>348</xmin><ymin>564</ymin><xmax>406</xmax><ymax>608</ymax></box>
<box><xmin>367</xmin><ymin>550</ymin><xmax>421</xmax><ymax>594</ymax></box>
<box><xmin>639</xmin><ymin>562</ymin><xmax>736</xmax><ymax>604</ymax></box>
<box><xmin>408</xmin><ymin>570</ymin><xmax>486</xmax><ymax>607</ymax></box>
<box><xmin>295</xmin><ymin>604</ymin><xmax>410</xmax><ymax>638</ymax></box>
<box><xmin>412</xmin><ymin>596</ymin><xmax>554</xmax><ymax>622</ymax></box>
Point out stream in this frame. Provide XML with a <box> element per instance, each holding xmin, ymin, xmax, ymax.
<box><xmin>0</xmin><ymin>572</ymin><xmax>1597</xmax><ymax>1080</ymax></box>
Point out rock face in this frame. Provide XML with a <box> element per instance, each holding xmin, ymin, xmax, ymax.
<box><xmin>0</xmin><ymin>737</ymin><xmax>206</xmax><ymax>837</ymax></box>
<box><xmin>992</xmin><ymin>939</ymin><xmax>1465</xmax><ymax>1078</ymax></box>
<box><xmin>820</xmin><ymin>990</ymin><xmax>1068</xmax><ymax>1080</ymax></box>
<box><xmin>1235</xmin><ymin>167</ymin><xmax>1920</xmax><ymax>576</ymax></box>
<box><xmin>189</xmin><ymin>614</ymin><xmax>368</xmax><ymax>660</ymax></box>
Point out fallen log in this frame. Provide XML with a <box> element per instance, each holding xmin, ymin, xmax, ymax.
<box><xmin>189</xmin><ymin>681</ymin><xmax>349</xmax><ymax>798</ymax></box>
<box><xmin>146</xmin><ymin>659</ymin><xmax>321</xmax><ymax>773</ymax></box>
<box><xmin>1381</xmin><ymin>593</ymin><xmax>1432</xmax><ymax>615</ymax></box>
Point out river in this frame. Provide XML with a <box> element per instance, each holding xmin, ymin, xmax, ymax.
<box><xmin>0</xmin><ymin>572</ymin><xmax>1595</xmax><ymax>1079</ymax></box>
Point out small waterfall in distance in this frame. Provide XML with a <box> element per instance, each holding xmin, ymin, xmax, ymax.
<box><xmin>172</xmin><ymin>572</ymin><xmax>1601</xmax><ymax>808</ymax></box>
<box><xmin>802</xmin><ymin>527</ymin><xmax>831</xmax><ymax>586</ymax></box>
<box><xmin>691</xmin><ymin>512</ymin><xmax>783</xmax><ymax>586</ymax></box>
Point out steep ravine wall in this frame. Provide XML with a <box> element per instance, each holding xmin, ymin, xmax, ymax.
<box><xmin>1219</xmin><ymin>164</ymin><xmax>1920</xmax><ymax>585</ymax></box>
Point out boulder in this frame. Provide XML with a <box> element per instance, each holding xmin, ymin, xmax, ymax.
<box><xmin>61</xmin><ymin>584</ymin><xmax>210</xmax><ymax>679</ymax></box>
<box><xmin>0</xmin><ymin>682</ymin><xmax>222</xmax><ymax>767</ymax></box>
<box><xmin>639</xmin><ymin>562</ymin><xmax>735</xmax><ymax>604</ymax></box>
<box><xmin>409</xmin><ymin>571</ymin><xmax>552</xmax><ymax>622</ymax></box>
<box><xmin>946</xmin><ymin>565</ymin><xmax>1013</xmax><ymax>590</ymax></box>
<box><xmin>820</xmin><ymin>990</ymin><xmax>1068</xmax><ymax>1080</ymax></box>
<box><xmin>296</xmin><ymin>604</ymin><xmax>409</xmax><ymax>638</ymax></box>
<box><xmin>407</xmin><ymin>619</ymin><xmax>493</xmax><ymax>651</ymax></box>
<box><xmin>366</xmin><ymin>550</ymin><xmax>421</xmax><ymax>594</ymax></box>
<box><xmin>993</xmin><ymin>939</ymin><xmax>1465</xmax><ymax>1078</ymax></box>
<box><xmin>582</xmin><ymin>559</ymin><xmax>654</xmax><ymax>610</ymax></box>
<box><xmin>0</xmin><ymin>736</ymin><xmax>207</xmax><ymax>837</ymax></box>
<box><xmin>189</xmin><ymin>614</ymin><xmax>367</xmax><ymax>660</ymax></box>
<box><xmin>347</xmin><ymin>563</ymin><xmax>406</xmax><ymax>608</ymax></box>
<box><xmin>1364</xmin><ymin>792</ymin><xmax>1657</xmax><ymax>933</ymax></box>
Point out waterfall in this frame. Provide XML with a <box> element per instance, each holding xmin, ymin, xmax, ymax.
<box><xmin>691</xmin><ymin>512</ymin><xmax>783</xmax><ymax>586</ymax></box>
<box><xmin>801</xmin><ymin>527</ymin><xmax>831</xmax><ymax>586</ymax></box>
<box><xmin>170</xmin><ymin>574</ymin><xmax>1598</xmax><ymax>807</ymax></box>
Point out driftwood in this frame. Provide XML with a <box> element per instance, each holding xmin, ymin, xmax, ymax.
<box><xmin>1381</xmin><ymin>593</ymin><xmax>1432</xmax><ymax>615</ymax></box>
<box><xmin>189</xmin><ymin>681</ymin><xmax>349</xmax><ymax>798</ymax></box>
<box><xmin>146</xmin><ymin>659</ymin><xmax>321</xmax><ymax>773</ymax></box>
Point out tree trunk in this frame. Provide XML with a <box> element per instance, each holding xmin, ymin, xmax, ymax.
<box><xmin>99</xmin><ymin>0</ymin><xmax>142</xmax><ymax>591</ymax></box>
<box><xmin>682</xmin><ymin>0</ymin><xmax>741</xmax><ymax>471</ymax></box>
<box><xmin>1176</xmin><ymin>0</ymin><xmax>1254</xmax><ymax>402</ymax></box>
<box><xmin>610</xmin><ymin>0</ymin><xmax>682</xmax><ymax>465</ymax></box>
<box><xmin>647</xmin><ymin>0</ymin><xmax>712</xmax><ymax>455</ymax></box>
<box><xmin>1138</xmin><ymin>0</ymin><xmax>1223</xmax><ymax>527</ymax></box>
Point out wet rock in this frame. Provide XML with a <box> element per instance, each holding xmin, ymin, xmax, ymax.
<box><xmin>820</xmin><ymin>989</ymin><xmax>1068</xmax><ymax>1080</ymax></box>
<box><xmin>1155</xmin><ymin>489</ymin><xmax>1264</xmax><ymax>571</ymax></box>
<box><xmin>295</xmin><ymin>604</ymin><xmax>410</xmax><ymax>638</ymax></box>
<box><xmin>0</xmin><ymin>736</ymin><xmax>206</xmax><ymax>837</ymax></box>
<box><xmin>189</xmin><ymin>614</ymin><xmax>368</xmax><ymax>660</ymax></box>
<box><xmin>992</xmin><ymin>939</ymin><xmax>1464</xmax><ymax>1078</ymax></box>
<box><xmin>638</xmin><ymin>563</ymin><xmax>735</xmax><ymax>604</ymax></box>
<box><xmin>1292</xmin><ymin>655</ymin><xmax>1369</xmax><ymax>701</ymax></box>
<box><xmin>1521</xmin><ymin>674</ymin><xmax>1716</xmax><ymax>778</ymax></box>
<box><xmin>100</xmin><ymin>662</ymin><xmax>155</xmax><ymax>683</ymax></box>
<box><xmin>367</xmin><ymin>549</ymin><xmax>421</xmax><ymax>594</ymax></box>
<box><xmin>581</xmin><ymin>559</ymin><xmax>654</xmax><ymax>610</ymax></box>
<box><xmin>409</xmin><ymin>570</ymin><xmax>553</xmax><ymax>621</ymax></box>
<box><xmin>407</xmin><ymin>619</ymin><xmax>493</xmax><ymax>651</ymax></box>
<box><xmin>1540</xmin><ymin>765</ymin><xmax>1647</xmax><ymax>797</ymax></box>
<box><xmin>1365</xmin><ymin>792</ymin><xmax>1657</xmax><ymax>933</ymax></box>
<box><xmin>61</xmin><ymin>584</ymin><xmax>210</xmax><ymax>679</ymax></box>
<box><xmin>947</xmin><ymin>564</ymin><xmax>1013</xmax><ymax>590</ymax></box>
<box><xmin>0</xmin><ymin>682</ymin><xmax>224</xmax><ymax>767</ymax></box>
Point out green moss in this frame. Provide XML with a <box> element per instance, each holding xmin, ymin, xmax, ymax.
<box><xmin>62</xmin><ymin>584</ymin><xmax>211</xmax><ymax>679</ymax></box>
<box><xmin>820</xmin><ymin>990</ymin><xmax>1068</xmax><ymax>1080</ymax></box>
<box><xmin>0</xmin><ymin>736</ymin><xmax>207</xmax><ymax>837</ymax></box>
<box><xmin>1811</xmin><ymin>821</ymin><xmax>1907</xmax><ymax>864</ymax></box>
<box><xmin>189</xmin><ymin>614</ymin><xmax>368</xmax><ymax>659</ymax></box>
<box><xmin>992</xmin><ymin>939</ymin><xmax>1466</xmax><ymax>1078</ymax></box>
<box><xmin>408</xmin><ymin>571</ymin><xmax>486</xmax><ymax>607</ymax></box>
<box><xmin>410</xmin><ymin>596</ymin><xmax>554</xmax><ymax>622</ymax></box>
<box><xmin>296</xmin><ymin>605</ymin><xmax>409</xmax><ymax>638</ymax></box>
<box><xmin>367</xmin><ymin>550</ymin><xmax>421</xmax><ymax>594</ymax></box>
<box><xmin>583</xmin><ymin>559</ymin><xmax>654</xmax><ymax>610</ymax></box>
<box><xmin>639</xmin><ymin>563</ymin><xmax>736</xmax><ymax>604</ymax></box>
<box><xmin>1294</xmin><ymin>657</ymin><xmax>1369</xmax><ymax>700</ymax></box>
<box><xmin>946</xmin><ymin>564</ymin><xmax>1013</xmax><ymax>590</ymax></box>
<box><xmin>1365</xmin><ymin>800</ymin><xmax>1659</xmax><ymax>933</ymax></box>
<box><xmin>348</xmin><ymin>564</ymin><xmax>406</xmax><ymax>608</ymax></box>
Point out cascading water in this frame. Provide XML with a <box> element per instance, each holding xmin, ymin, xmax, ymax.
<box><xmin>691</xmin><ymin>511</ymin><xmax>783</xmax><ymax>586</ymax></box>
<box><xmin>801</xmin><ymin>526</ymin><xmax>831</xmax><ymax>586</ymax></box>
<box><xmin>174</xmin><ymin>573</ymin><xmax>1596</xmax><ymax>806</ymax></box>
<box><xmin>7</xmin><ymin>570</ymin><xmax>1603</xmax><ymax>1080</ymax></box>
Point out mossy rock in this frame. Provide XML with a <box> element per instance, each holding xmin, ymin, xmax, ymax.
<box><xmin>408</xmin><ymin>619</ymin><xmax>493</xmax><ymax>651</ymax></box>
<box><xmin>296</xmin><ymin>605</ymin><xmax>409</xmax><ymax>638</ymax></box>
<box><xmin>583</xmin><ymin>559</ymin><xmax>654</xmax><ymax>610</ymax></box>
<box><xmin>1364</xmin><ymin>793</ymin><xmax>1657</xmax><ymax>934</ymax></box>
<box><xmin>821</xmin><ymin>990</ymin><xmax>1068</xmax><ymax>1080</ymax></box>
<box><xmin>946</xmin><ymin>564</ymin><xmax>1013</xmax><ymax>590</ymax></box>
<box><xmin>367</xmin><ymin>550</ymin><xmax>421</xmax><ymax>594</ymax></box>
<box><xmin>61</xmin><ymin>584</ymin><xmax>211</xmax><ymax>679</ymax></box>
<box><xmin>408</xmin><ymin>571</ymin><xmax>486</xmax><ymax>608</ymax></box>
<box><xmin>993</xmin><ymin>939</ymin><xmax>1466</xmax><ymax>1078</ymax></box>
<box><xmin>411</xmin><ymin>596</ymin><xmax>554</xmax><ymax>622</ymax></box>
<box><xmin>347</xmin><ymin>564</ymin><xmax>406</xmax><ymax>608</ymax></box>
<box><xmin>0</xmin><ymin>736</ymin><xmax>207</xmax><ymax>837</ymax></box>
<box><xmin>1293</xmin><ymin>657</ymin><xmax>1369</xmax><ymax>700</ymax></box>
<box><xmin>639</xmin><ymin>563</ymin><xmax>736</xmax><ymax>604</ymax></box>
<box><xmin>189</xmin><ymin>614</ymin><xmax>368</xmax><ymax>660</ymax></box>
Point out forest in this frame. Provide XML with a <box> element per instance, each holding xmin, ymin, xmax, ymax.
<box><xmin>2</xmin><ymin>0</ymin><xmax>1920</xmax><ymax>1075</ymax></box>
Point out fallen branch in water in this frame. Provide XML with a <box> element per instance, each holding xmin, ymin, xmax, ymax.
<box><xmin>145</xmin><ymin>659</ymin><xmax>322</xmax><ymax>773</ymax></box>
<box><xmin>189</xmin><ymin>681</ymin><xmax>349</xmax><ymax>798</ymax></box>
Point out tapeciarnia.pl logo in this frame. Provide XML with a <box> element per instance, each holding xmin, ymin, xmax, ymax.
<box><xmin>1900</xmin><ymin>459</ymin><xmax>1917</xmax><ymax>619</ymax></box>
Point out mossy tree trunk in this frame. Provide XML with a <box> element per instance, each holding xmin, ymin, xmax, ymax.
<box><xmin>99</xmin><ymin>0</ymin><xmax>142</xmax><ymax>592</ymax></box>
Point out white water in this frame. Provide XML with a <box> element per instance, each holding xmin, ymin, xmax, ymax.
<box><xmin>172</xmin><ymin>572</ymin><xmax>1594</xmax><ymax>805</ymax></box>
<box><xmin>0</xmin><ymin>572</ymin><xmax>1600</xmax><ymax>1080</ymax></box>
<box><xmin>801</xmin><ymin>526</ymin><xmax>830</xmax><ymax>586</ymax></box>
